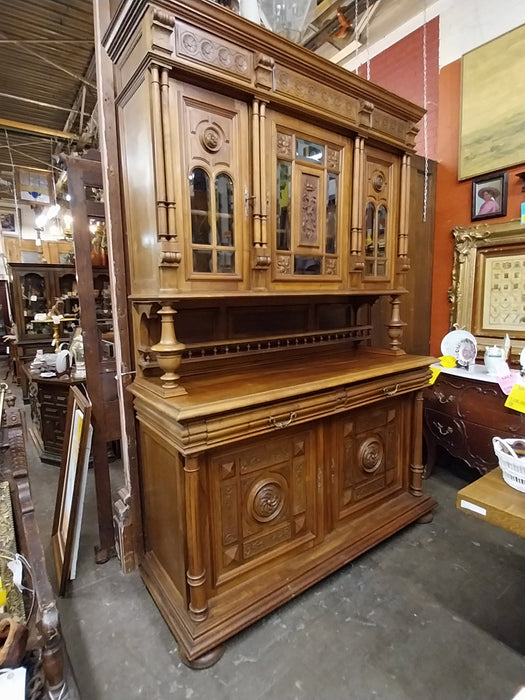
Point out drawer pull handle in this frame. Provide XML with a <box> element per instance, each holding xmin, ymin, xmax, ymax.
<box><xmin>383</xmin><ymin>384</ymin><xmax>399</xmax><ymax>396</ymax></box>
<box><xmin>268</xmin><ymin>411</ymin><xmax>297</xmax><ymax>429</ymax></box>
<box><xmin>435</xmin><ymin>391</ymin><xmax>454</xmax><ymax>404</ymax></box>
<box><xmin>434</xmin><ymin>421</ymin><xmax>453</xmax><ymax>436</ymax></box>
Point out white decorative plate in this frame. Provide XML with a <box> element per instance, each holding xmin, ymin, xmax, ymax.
<box><xmin>440</xmin><ymin>329</ymin><xmax>477</xmax><ymax>360</ymax></box>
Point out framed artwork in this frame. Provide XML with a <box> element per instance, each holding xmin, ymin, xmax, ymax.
<box><xmin>471</xmin><ymin>171</ymin><xmax>507</xmax><ymax>221</ymax></box>
<box><xmin>450</xmin><ymin>219</ymin><xmax>525</xmax><ymax>360</ymax></box>
<box><xmin>0</xmin><ymin>172</ymin><xmax>15</xmax><ymax>200</ymax></box>
<box><xmin>0</xmin><ymin>207</ymin><xmax>18</xmax><ymax>235</ymax></box>
<box><xmin>16</xmin><ymin>167</ymin><xmax>53</xmax><ymax>205</ymax></box>
<box><xmin>51</xmin><ymin>385</ymin><xmax>92</xmax><ymax>596</ymax></box>
<box><xmin>459</xmin><ymin>24</ymin><xmax>525</xmax><ymax>180</ymax></box>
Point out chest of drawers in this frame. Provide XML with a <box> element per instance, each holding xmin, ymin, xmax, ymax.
<box><xmin>423</xmin><ymin>365</ymin><xmax>525</xmax><ymax>475</ymax></box>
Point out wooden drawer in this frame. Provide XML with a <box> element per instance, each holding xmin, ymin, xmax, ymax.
<box><xmin>424</xmin><ymin>408</ymin><xmax>466</xmax><ymax>453</ymax></box>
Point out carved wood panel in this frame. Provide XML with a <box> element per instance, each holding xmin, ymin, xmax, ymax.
<box><xmin>208</xmin><ymin>427</ymin><xmax>317</xmax><ymax>588</ymax></box>
<box><xmin>331</xmin><ymin>399</ymin><xmax>405</xmax><ymax>524</ymax></box>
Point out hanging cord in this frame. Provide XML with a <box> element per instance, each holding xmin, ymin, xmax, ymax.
<box><xmin>365</xmin><ymin>0</ymin><xmax>370</xmax><ymax>80</ymax></box>
<box><xmin>422</xmin><ymin>3</ymin><xmax>429</xmax><ymax>223</ymax></box>
<box><xmin>354</xmin><ymin>0</ymin><xmax>359</xmax><ymax>71</ymax></box>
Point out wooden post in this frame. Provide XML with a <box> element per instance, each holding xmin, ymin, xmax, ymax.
<box><xmin>184</xmin><ymin>454</ymin><xmax>208</xmax><ymax>622</ymax></box>
<box><xmin>93</xmin><ymin>0</ymin><xmax>142</xmax><ymax>567</ymax></box>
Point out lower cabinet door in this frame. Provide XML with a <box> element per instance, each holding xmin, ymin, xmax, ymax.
<box><xmin>207</xmin><ymin>424</ymin><xmax>320</xmax><ymax>589</ymax></box>
<box><xmin>329</xmin><ymin>396</ymin><xmax>408</xmax><ymax>525</ymax></box>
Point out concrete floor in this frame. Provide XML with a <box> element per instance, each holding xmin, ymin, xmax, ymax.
<box><xmin>15</xmin><ymin>376</ymin><xmax>525</xmax><ymax>699</ymax></box>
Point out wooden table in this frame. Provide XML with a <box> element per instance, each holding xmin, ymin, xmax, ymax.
<box><xmin>457</xmin><ymin>468</ymin><xmax>525</xmax><ymax>538</ymax></box>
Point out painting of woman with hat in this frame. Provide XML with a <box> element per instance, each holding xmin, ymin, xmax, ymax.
<box><xmin>478</xmin><ymin>185</ymin><xmax>500</xmax><ymax>215</ymax></box>
<box><xmin>472</xmin><ymin>172</ymin><xmax>507</xmax><ymax>220</ymax></box>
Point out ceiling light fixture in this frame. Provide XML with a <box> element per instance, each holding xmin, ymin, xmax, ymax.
<box><xmin>257</xmin><ymin>0</ymin><xmax>317</xmax><ymax>43</ymax></box>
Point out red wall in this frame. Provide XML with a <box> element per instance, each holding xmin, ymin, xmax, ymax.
<box><xmin>430</xmin><ymin>60</ymin><xmax>525</xmax><ymax>356</ymax></box>
<box><xmin>358</xmin><ymin>17</ymin><xmax>439</xmax><ymax>160</ymax></box>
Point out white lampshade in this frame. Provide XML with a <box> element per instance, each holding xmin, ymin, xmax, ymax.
<box><xmin>258</xmin><ymin>0</ymin><xmax>316</xmax><ymax>43</ymax></box>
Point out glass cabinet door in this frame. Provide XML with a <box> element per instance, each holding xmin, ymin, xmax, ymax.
<box><xmin>56</xmin><ymin>270</ymin><xmax>79</xmax><ymax>317</ymax></box>
<box><xmin>271</xmin><ymin>117</ymin><xmax>347</xmax><ymax>283</ymax></box>
<box><xmin>20</xmin><ymin>271</ymin><xmax>51</xmax><ymax>337</ymax></box>
<box><xmin>362</xmin><ymin>147</ymin><xmax>399</xmax><ymax>283</ymax></box>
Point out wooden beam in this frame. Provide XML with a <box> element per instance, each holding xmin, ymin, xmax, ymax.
<box><xmin>0</xmin><ymin>118</ymin><xmax>78</xmax><ymax>140</ymax></box>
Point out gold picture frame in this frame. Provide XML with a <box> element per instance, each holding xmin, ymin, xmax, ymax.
<box><xmin>449</xmin><ymin>218</ymin><xmax>525</xmax><ymax>358</ymax></box>
<box><xmin>51</xmin><ymin>385</ymin><xmax>92</xmax><ymax>596</ymax></box>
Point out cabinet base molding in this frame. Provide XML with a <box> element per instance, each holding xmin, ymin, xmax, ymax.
<box><xmin>140</xmin><ymin>490</ymin><xmax>435</xmax><ymax>665</ymax></box>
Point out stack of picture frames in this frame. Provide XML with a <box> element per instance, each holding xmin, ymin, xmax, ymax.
<box><xmin>51</xmin><ymin>385</ymin><xmax>93</xmax><ymax>596</ymax></box>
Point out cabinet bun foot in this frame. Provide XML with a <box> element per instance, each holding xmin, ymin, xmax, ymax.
<box><xmin>178</xmin><ymin>644</ymin><xmax>225</xmax><ymax>669</ymax></box>
<box><xmin>416</xmin><ymin>510</ymin><xmax>434</xmax><ymax>524</ymax></box>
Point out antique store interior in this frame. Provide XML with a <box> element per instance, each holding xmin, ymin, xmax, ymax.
<box><xmin>1</xmin><ymin>1</ymin><xmax>525</xmax><ymax>699</ymax></box>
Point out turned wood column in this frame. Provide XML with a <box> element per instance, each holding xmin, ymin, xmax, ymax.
<box><xmin>151</xmin><ymin>304</ymin><xmax>186</xmax><ymax>395</ymax></box>
<box><xmin>386</xmin><ymin>294</ymin><xmax>406</xmax><ymax>353</ymax></box>
<box><xmin>251</xmin><ymin>98</ymin><xmax>262</xmax><ymax>246</ymax></box>
<box><xmin>184</xmin><ymin>454</ymin><xmax>208</xmax><ymax>622</ymax></box>
<box><xmin>409</xmin><ymin>389</ymin><xmax>425</xmax><ymax>497</ymax></box>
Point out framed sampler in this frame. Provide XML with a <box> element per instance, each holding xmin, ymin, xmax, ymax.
<box><xmin>449</xmin><ymin>219</ymin><xmax>525</xmax><ymax>358</ymax></box>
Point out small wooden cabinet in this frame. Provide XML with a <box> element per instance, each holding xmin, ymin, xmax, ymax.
<box><xmin>423</xmin><ymin>365</ymin><xmax>525</xmax><ymax>474</ymax></box>
<box><xmin>23</xmin><ymin>364</ymin><xmax>83</xmax><ymax>465</ymax></box>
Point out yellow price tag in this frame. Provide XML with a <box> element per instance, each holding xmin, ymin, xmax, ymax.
<box><xmin>439</xmin><ymin>355</ymin><xmax>456</xmax><ymax>368</ymax></box>
<box><xmin>505</xmin><ymin>383</ymin><xmax>525</xmax><ymax>413</ymax></box>
<box><xmin>429</xmin><ymin>365</ymin><xmax>441</xmax><ymax>385</ymax></box>
<box><xmin>0</xmin><ymin>576</ymin><xmax>6</xmax><ymax>608</ymax></box>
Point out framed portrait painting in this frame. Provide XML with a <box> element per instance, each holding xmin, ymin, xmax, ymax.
<box><xmin>0</xmin><ymin>207</ymin><xmax>18</xmax><ymax>236</ymax></box>
<box><xmin>471</xmin><ymin>171</ymin><xmax>507</xmax><ymax>221</ymax></box>
<box><xmin>51</xmin><ymin>385</ymin><xmax>92</xmax><ymax>596</ymax></box>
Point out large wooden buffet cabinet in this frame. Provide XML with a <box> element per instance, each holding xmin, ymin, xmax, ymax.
<box><xmin>103</xmin><ymin>0</ymin><xmax>435</xmax><ymax>667</ymax></box>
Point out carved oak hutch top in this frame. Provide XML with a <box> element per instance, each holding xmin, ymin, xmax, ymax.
<box><xmin>103</xmin><ymin>0</ymin><xmax>429</xmax><ymax>403</ymax></box>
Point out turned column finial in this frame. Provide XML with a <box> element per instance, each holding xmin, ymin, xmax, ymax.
<box><xmin>386</xmin><ymin>294</ymin><xmax>406</xmax><ymax>353</ymax></box>
<box><xmin>151</xmin><ymin>304</ymin><xmax>186</xmax><ymax>393</ymax></box>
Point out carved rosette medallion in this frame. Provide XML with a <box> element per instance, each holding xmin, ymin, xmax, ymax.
<box><xmin>372</xmin><ymin>171</ymin><xmax>386</xmax><ymax>193</ymax></box>
<box><xmin>359</xmin><ymin>437</ymin><xmax>384</xmax><ymax>473</ymax></box>
<box><xmin>248</xmin><ymin>479</ymin><xmax>285</xmax><ymax>523</ymax></box>
<box><xmin>201</xmin><ymin>40</ymin><xmax>216</xmax><ymax>61</ymax></box>
<box><xmin>277</xmin><ymin>132</ymin><xmax>292</xmax><ymax>159</ymax></box>
<box><xmin>181</xmin><ymin>31</ymin><xmax>198</xmax><ymax>55</ymax></box>
<box><xmin>218</xmin><ymin>47</ymin><xmax>233</xmax><ymax>68</ymax></box>
<box><xmin>200</xmin><ymin>125</ymin><xmax>222</xmax><ymax>152</ymax></box>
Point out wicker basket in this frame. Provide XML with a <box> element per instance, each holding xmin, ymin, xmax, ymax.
<box><xmin>492</xmin><ymin>437</ymin><xmax>525</xmax><ymax>493</ymax></box>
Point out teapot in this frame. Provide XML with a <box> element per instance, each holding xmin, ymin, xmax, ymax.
<box><xmin>484</xmin><ymin>345</ymin><xmax>506</xmax><ymax>375</ymax></box>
